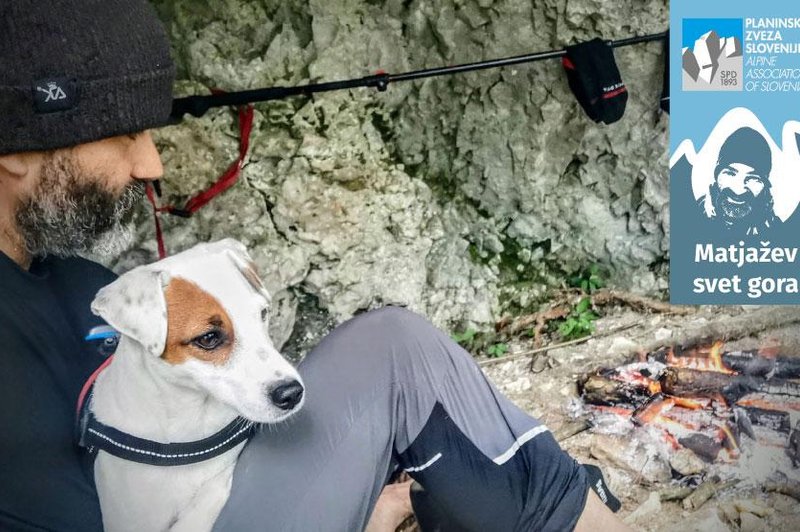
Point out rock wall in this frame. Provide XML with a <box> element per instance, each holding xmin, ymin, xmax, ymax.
<box><xmin>118</xmin><ymin>0</ymin><xmax>670</xmax><ymax>353</ymax></box>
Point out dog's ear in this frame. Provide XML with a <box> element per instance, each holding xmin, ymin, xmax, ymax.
<box><xmin>90</xmin><ymin>268</ymin><xmax>168</xmax><ymax>356</ymax></box>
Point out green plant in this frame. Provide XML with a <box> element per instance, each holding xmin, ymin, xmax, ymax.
<box><xmin>451</xmin><ymin>328</ymin><xmax>477</xmax><ymax>346</ymax></box>
<box><xmin>557</xmin><ymin>297</ymin><xmax>598</xmax><ymax>340</ymax></box>
<box><xmin>568</xmin><ymin>264</ymin><xmax>606</xmax><ymax>294</ymax></box>
<box><xmin>486</xmin><ymin>343</ymin><xmax>508</xmax><ymax>358</ymax></box>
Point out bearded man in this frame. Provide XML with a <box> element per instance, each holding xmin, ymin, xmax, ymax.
<box><xmin>699</xmin><ymin>126</ymin><xmax>780</xmax><ymax>236</ymax></box>
<box><xmin>0</xmin><ymin>1</ymin><xmax>627</xmax><ymax>531</ymax></box>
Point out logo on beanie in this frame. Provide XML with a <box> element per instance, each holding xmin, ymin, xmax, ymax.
<box><xmin>38</xmin><ymin>82</ymin><xmax>66</xmax><ymax>102</ymax></box>
<box><xmin>32</xmin><ymin>77</ymin><xmax>77</xmax><ymax>114</ymax></box>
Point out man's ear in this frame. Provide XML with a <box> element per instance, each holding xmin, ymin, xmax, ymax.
<box><xmin>90</xmin><ymin>268</ymin><xmax>168</xmax><ymax>356</ymax></box>
<box><xmin>0</xmin><ymin>153</ymin><xmax>31</xmax><ymax>179</ymax></box>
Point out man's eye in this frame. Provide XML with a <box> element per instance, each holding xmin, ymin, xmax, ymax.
<box><xmin>261</xmin><ymin>308</ymin><xmax>268</xmax><ymax>322</ymax></box>
<box><xmin>192</xmin><ymin>330</ymin><xmax>225</xmax><ymax>350</ymax></box>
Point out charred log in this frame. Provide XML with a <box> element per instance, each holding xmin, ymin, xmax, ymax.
<box><xmin>647</xmin><ymin>346</ymin><xmax>671</xmax><ymax>364</ymax></box>
<box><xmin>678</xmin><ymin>433</ymin><xmax>722</xmax><ymax>462</ymax></box>
<box><xmin>660</xmin><ymin>367</ymin><xmax>800</xmax><ymax>403</ymax></box>
<box><xmin>648</xmin><ymin>341</ymin><xmax>720</xmax><ymax>362</ymax></box>
<box><xmin>579</xmin><ymin>374</ymin><xmax>652</xmax><ymax>406</ymax></box>
<box><xmin>723</xmin><ymin>351</ymin><xmax>800</xmax><ymax>379</ymax></box>
<box><xmin>735</xmin><ymin>393</ymin><xmax>800</xmax><ymax>413</ymax></box>
<box><xmin>647</xmin><ymin>343</ymin><xmax>800</xmax><ymax>378</ymax></box>
<box><xmin>631</xmin><ymin>393</ymin><xmax>671</xmax><ymax>425</ymax></box>
<box><xmin>733</xmin><ymin>407</ymin><xmax>756</xmax><ymax>440</ymax></box>
<box><xmin>739</xmin><ymin>406</ymin><xmax>791</xmax><ymax>434</ymax></box>
<box><xmin>790</xmin><ymin>423</ymin><xmax>800</xmax><ymax>468</ymax></box>
<box><xmin>660</xmin><ymin>367</ymin><xmax>735</xmax><ymax>397</ymax></box>
<box><xmin>725</xmin><ymin>378</ymin><xmax>800</xmax><ymax>403</ymax></box>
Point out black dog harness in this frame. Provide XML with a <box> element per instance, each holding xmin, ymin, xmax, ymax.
<box><xmin>75</xmin><ymin>356</ymin><xmax>256</xmax><ymax>467</ymax></box>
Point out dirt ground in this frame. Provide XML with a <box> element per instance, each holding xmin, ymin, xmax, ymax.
<box><xmin>480</xmin><ymin>305</ymin><xmax>800</xmax><ymax>532</ymax></box>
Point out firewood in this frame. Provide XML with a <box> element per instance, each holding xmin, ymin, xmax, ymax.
<box><xmin>658</xmin><ymin>485</ymin><xmax>693</xmax><ymax>502</ymax></box>
<box><xmin>790</xmin><ymin>423</ymin><xmax>800</xmax><ymax>467</ymax></box>
<box><xmin>682</xmin><ymin>479</ymin><xmax>740</xmax><ymax>511</ymax></box>
<box><xmin>579</xmin><ymin>375</ymin><xmax>652</xmax><ymax>406</ymax></box>
<box><xmin>678</xmin><ymin>434</ymin><xmax>722</xmax><ymax>463</ymax></box>
<box><xmin>614</xmin><ymin>307</ymin><xmax>800</xmax><ymax>370</ymax></box>
<box><xmin>660</xmin><ymin>367</ymin><xmax>800</xmax><ymax>402</ymax></box>
<box><xmin>726</xmin><ymin>378</ymin><xmax>800</xmax><ymax>402</ymax></box>
<box><xmin>765</xmin><ymin>479</ymin><xmax>800</xmax><ymax>501</ymax></box>
<box><xmin>739</xmin><ymin>406</ymin><xmax>791</xmax><ymax>434</ymax></box>
<box><xmin>660</xmin><ymin>368</ymin><xmax>736</xmax><ymax>397</ymax></box>
<box><xmin>631</xmin><ymin>393</ymin><xmax>671</xmax><ymax>425</ymax></box>
<box><xmin>553</xmin><ymin>418</ymin><xmax>591</xmax><ymax>442</ymax></box>
<box><xmin>722</xmin><ymin>351</ymin><xmax>800</xmax><ymax>379</ymax></box>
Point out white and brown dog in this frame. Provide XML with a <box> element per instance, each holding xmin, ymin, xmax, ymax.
<box><xmin>78</xmin><ymin>239</ymin><xmax>304</xmax><ymax>532</ymax></box>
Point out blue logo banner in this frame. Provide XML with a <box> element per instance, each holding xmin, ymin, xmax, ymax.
<box><xmin>671</xmin><ymin>1</ymin><xmax>800</xmax><ymax>304</ymax></box>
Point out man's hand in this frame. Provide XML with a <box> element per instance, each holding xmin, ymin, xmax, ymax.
<box><xmin>365</xmin><ymin>480</ymin><xmax>414</xmax><ymax>532</ymax></box>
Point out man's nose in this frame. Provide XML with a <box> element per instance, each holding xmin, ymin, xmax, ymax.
<box><xmin>130</xmin><ymin>130</ymin><xmax>163</xmax><ymax>182</ymax></box>
<box><xmin>727</xmin><ymin>175</ymin><xmax>747</xmax><ymax>195</ymax></box>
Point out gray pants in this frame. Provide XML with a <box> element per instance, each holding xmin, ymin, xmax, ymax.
<box><xmin>213</xmin><ymin>307</ymin><xmax>588</xmax><ymax>531</ymax></box>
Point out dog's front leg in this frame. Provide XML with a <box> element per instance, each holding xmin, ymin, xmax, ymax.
<box><xmin>167</xmin><ymin>464</ymin><xmax>237</xmax><ymax>532</ymax></box>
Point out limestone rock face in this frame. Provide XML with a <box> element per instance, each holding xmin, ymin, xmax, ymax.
<box><xmin>116</xmin><ymin>0</ymin><xmax>669</xmax><ymax>351</ymax></box>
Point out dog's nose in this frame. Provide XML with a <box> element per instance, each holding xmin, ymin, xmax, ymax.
<box><xmin>268</xmin><ymin>380</ymin><xmax>304</xmax><ymax>410</ymax></box>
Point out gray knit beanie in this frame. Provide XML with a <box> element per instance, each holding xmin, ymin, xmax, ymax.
<box><xmin>0</xmin><ymin>0</ymin><xmax>175</xmax><ymax>156</ymax></box>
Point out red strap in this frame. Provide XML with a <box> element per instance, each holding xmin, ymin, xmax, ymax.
<box><xmin>182</xmin><ymin>103</ymin><xmax>254</xmax><ymax>214</ymax></box>
<box><xmin>562</xmin><ymin>57</ymin><xmax>575</xmax><ymax>70</ymax></box>
<box><xmin>145</xmin><ymin>184</ymin><xmax>168</xmax><ymax>259</ymax></box>
<box><xmin>76</xmin><ymin>355</ymin><xmax>115</xmax><ymax>416</ymax></box>
<box><xmin>145</xmin><ymin>92</ymin><xmax>255</xmax><ymax>259</ymax></box>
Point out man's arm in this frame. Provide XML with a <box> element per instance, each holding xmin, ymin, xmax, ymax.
<box><xmin>575</xmin><ymin>490</ymin><xmax>632</xmax><ymax>532</ymax></box>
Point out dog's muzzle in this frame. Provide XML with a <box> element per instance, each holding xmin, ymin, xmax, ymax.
<box><xmin>268</xmin><ymin>380</ymin><xmax>304</xmax><ymax>410</ymax></box>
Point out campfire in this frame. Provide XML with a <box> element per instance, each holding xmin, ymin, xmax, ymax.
<box><xmin>577</xmin><ymin>341</ymin><xmax>800</xmax><ymax>478</ymax></box>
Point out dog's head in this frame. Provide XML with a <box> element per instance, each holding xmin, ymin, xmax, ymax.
<box><xmin>91</xmin><ymin>239</ymin><xmax>304</xmax><ymax>423</ymax></box>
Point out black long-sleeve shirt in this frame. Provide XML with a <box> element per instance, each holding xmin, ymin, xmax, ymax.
<box><xmin>0</xmin><ymin>251</ymin><xmax>115</xmax><ymax>531</ymax></box>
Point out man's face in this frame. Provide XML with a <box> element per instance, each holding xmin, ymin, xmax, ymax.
<box><xmin>13</xmin><ymin>132</ymin><xmax>162</xmax><ymax>258</ymax></box>
<box><xmin>712</xmin><ymin>162</ymin><xmax>770</xmax><ymax>224</ymax></box>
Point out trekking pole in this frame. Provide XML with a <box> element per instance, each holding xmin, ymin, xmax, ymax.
<box><xmin>170</xmin><ymin>30</ymin><xmax>667</xmax><ymax>121</ymax></box>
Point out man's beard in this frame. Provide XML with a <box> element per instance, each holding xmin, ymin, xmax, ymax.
<box><xmin>709</xmin><ymin>183</ymin><xmax>776</xmax><ymax>232</ymax></box>
<box><xmin>15</xmin><ymin>151</ymin><xmax>144</xmax><ymax>259</ymax></box>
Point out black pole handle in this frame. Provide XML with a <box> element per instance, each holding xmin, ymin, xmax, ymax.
<box><xmin>170</xmin><ymin>30</ymin><xmax>667</xmax><ymax>121</ymax></box>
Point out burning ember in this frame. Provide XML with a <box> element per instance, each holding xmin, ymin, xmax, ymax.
<box><xmin>578</xmin><ymin>342</ymin><xmax>800</xmax><ymax>473</ymax></box>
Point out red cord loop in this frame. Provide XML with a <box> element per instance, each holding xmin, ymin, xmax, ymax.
<box><xmin>146</xmin><ymin>90</ymin><xmax>255</xmax><ymax>259</ymax></box>
<box><xmin>145</xmin><ymin>184</ymin><xmax>168</xmax><ymax>259</ymax></box>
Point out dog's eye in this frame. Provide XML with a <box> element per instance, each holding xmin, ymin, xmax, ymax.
<box><xmin>192</xmin><ymin>330</ymin><xmax>225</xmax><ymax>350</ymax></box>
<box><xmin>260</xmin><ymin>308</ymin><xmax>268</xmax><ymax>322</ymax></box>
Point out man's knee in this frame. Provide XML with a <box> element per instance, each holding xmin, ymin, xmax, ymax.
<box><xmin>303</xmin><ymin>305</ymin><xmax>450</xmax><ymax>372</ymax></box>
<box><xmin>350</xmin><ymin>305</ymin><xmax>428</xmax><ymax>334</ymax></box>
